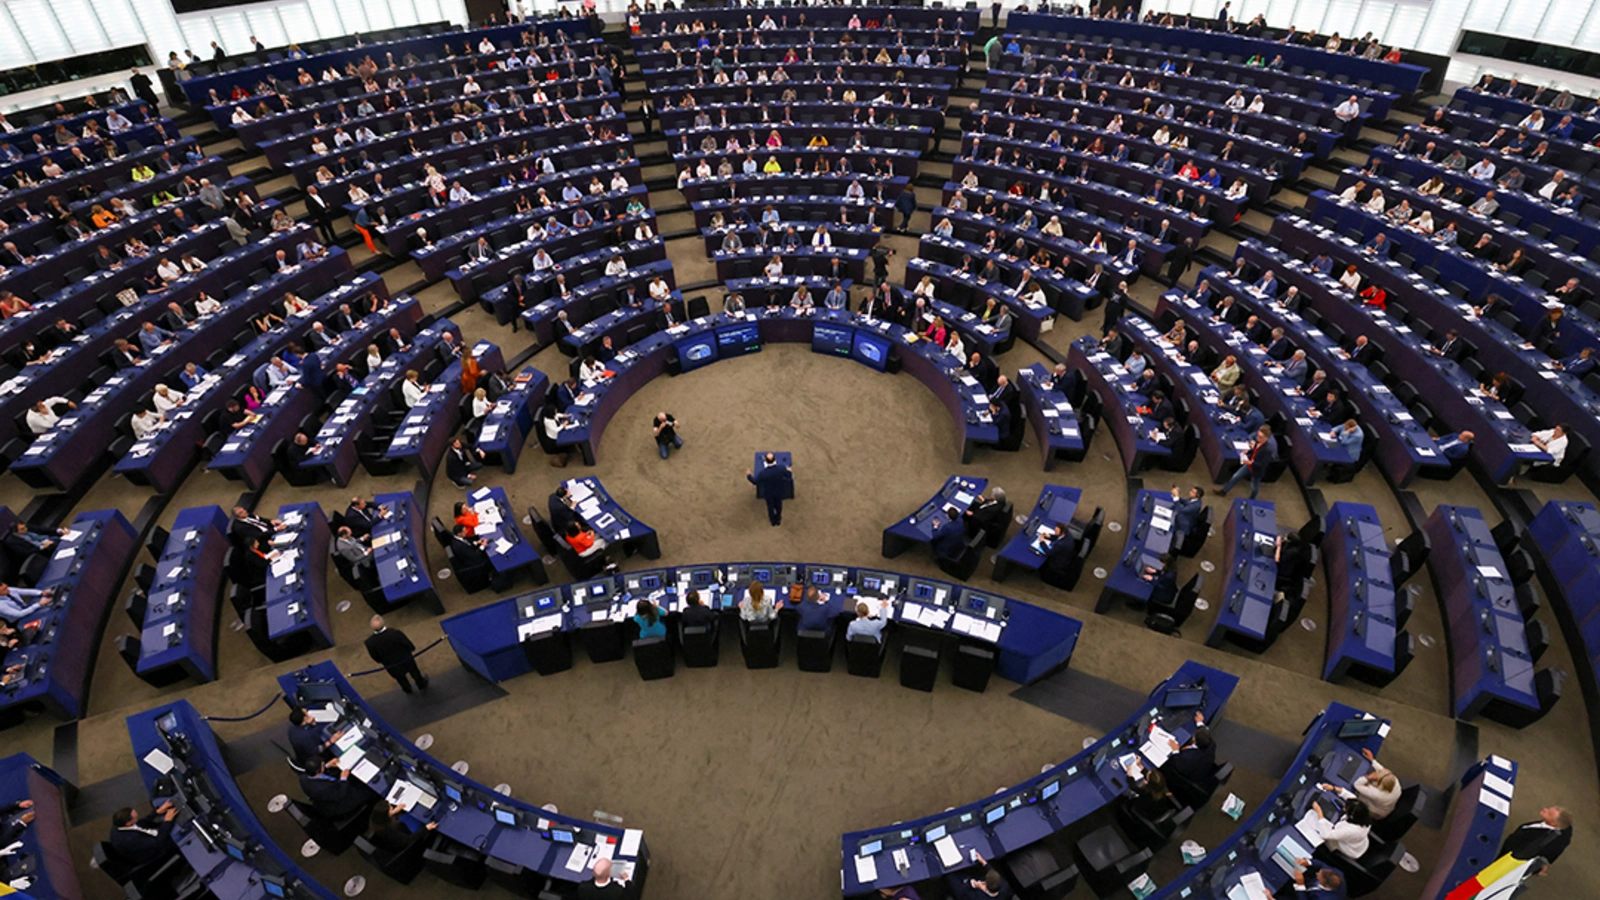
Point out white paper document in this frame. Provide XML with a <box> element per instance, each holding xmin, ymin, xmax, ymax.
<box><xmin>853</xmin><ymin>854</ymin><xmax>879</xmax><ymax>883</ymax></box>
<box><xmin>934</xmin><ymin>836</ymin><xmax>962</xmax><ymax>868</ymax></box>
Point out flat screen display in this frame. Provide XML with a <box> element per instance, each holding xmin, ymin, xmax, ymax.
<box><xmin>851</xmin><ymin>332</ymin><xmax>891</xmax><ymax>372</ymax></box>
<box><xmin>813</xmin><ymin>323</ymin><xmax>854</xmax><ymax>357</ymax></box>
<box><xmin>676</xmin><ymin>334</ymin><xmax>718</xmax><ymax>372</ymax></box>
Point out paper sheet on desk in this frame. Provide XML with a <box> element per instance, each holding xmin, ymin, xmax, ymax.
<box><xmin>1483</xmin><ymin>771</ymin><xmax>1515</xmax><ymax>798</ymax></box>
<box><xmin>370</xmin><ymin>533</ymin><xmax>397</xmax><ymax>549</ymax></box>
<box><xmin>1480</xmin><ymin>789</ymin><xmax>1510</xmax><ymax>815</ymax></box>
<box><xmin>142</xmin><ymin>748</ymin><xmax>174</xmax><ymax>774</ymax></box>
<box><xmin>854</xmin><ymin>853</ymin><xmax>879</xmax><ymax>883</ymax></box>
<box><xmin>564</xmin><ymin>844</ymin><xmax>595</xmax><ymax>873</ymax></box>
<box><xmin>934</xmin><ymin>835</ymin><xmax>963</xmax><ymax>868</ymax></box>
<box><xmin>1296</xmin><ymin>809</ymin><xmax>1328</xmax><ymax>845</ymax></box>
<box><xmin>1141</xmin><ymin>726</ymin><xmax>1176</xmax><ymax>767</ymax></box>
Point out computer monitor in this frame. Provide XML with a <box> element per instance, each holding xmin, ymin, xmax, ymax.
<box><xmin>155</xmin><ymin>711</ymin><xmax>180</xmax><ymax>735</ymax></box>
<box><xmin>261</xmin><ymin>876</ymin><xmax>287</xmax><ymax>898</ymax></box>
<box><xmin>550</xmin><ymin>829</ymin><xmax>575</xmax><ymax>844</ymax></box>
<box><xmin>444</xmin><ymin>784</ymin><xmax>463</xmax><ymax>804</ymax></box>
<box><xmin>493</xmin><ymin>807</ymin><xmax>517</xmax><ymax>826</ymax></box>
<box><xmin>1337</xmin><ymin>718</ymin><xmax>1383</xmax><ymax>740</ymax></box>
<box><xmin>752</xmin><ymin>567</ymin><xmax>772</xmax><ymax>583</ymax></box>
<box><xmin>911</xmin><ymin>581</ymin><xmax>937</xmax><ymax>601</ymax></box>
<box><xmin>811</xmin><ymin>570</ymin><xmax>831</xmax><ymax>586</ymax></box>
<box><xmin>223</xmin><ymin>837</ymin><xmax>248</xmax><ymax>861</ymax></box>
<box><xmin>858</xmin><ymin>839</ymin><xmax>883</xmax><ymax>857</ymax></box>
<box><xmin>689</xmin><ymin>569</ymin><xmax>715</xmax><ymax>586</ymax></box>
<box><xmin>924</xmin><ymin>823</ymin><xmax>947</xmax><ymax>842</ymax></box>
<box><xmin>966</xmin><ymin>594</ymin><xmax>987</xmax><ymax>613</ymax></box>
<box><xmin>638</xmin><ymin>573</ymin><xmax>662</xmax><ymax>591</ymax></box>
<box><xmin>296</xmin><ymin>683</ymin><xmax>340</xmax><ymax>704</ymax></box>
<box><xmin>1040</xmin><ymin>780</ymin><xmax>1060</xmax><ymax>801</ymax></box>
<box><xmin>983</xmin><ymin>803</ymin><xmax>1007</xmax><ymax>825</ymax></box>
<box><xmin>1164</xmin><ymin>688</ymin><xmax>1205</xmax><ymax>709</ymax></box>
<box><xmin>860</xmin><ymin>576</ymin><xmax>881</xmax><ymax>591</ymax></box>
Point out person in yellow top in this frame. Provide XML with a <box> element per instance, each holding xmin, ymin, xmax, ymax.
<box><xmin>130</xmin><ymin>164</ymin><xmax>156</xmax><ymax>182</ymax></box>
<box><xmin>808</xmin><ymin>134</ymin><xmax>829</xmax><ymax>148</ymax></box>
<box><xmin>762</xmin><ymin>156</ymin><xmax>783</xmax><ymax>174</ymax></box>
<box><xmin>89</xmin><ymin>205</ymin><xmax>119</xmax><ymax>229</ymax></box>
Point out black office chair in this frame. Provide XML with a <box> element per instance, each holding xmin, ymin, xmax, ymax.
<box><xmin>739</xmin><ymin>619</ymin><xmax>780</xmax><ymax>668</ymax></box>
<box><xmin>124</xmin><ymin>587</ymin><xmax>149</xmax><ymax>628</ymax></box>
<box><xmin>1515</xmin><ymin>582</ymin><xmax>1542</xmax><ymax>620</ymax></box>
<box><xmin>429</xmin><ymin>516</ymin><xmax>452</xmax><ymax>549</ymax></box>
<box><xmin>632</xmin><ymin>636</ymin><xmax>676</xmax><ymax>680</ymax></box>
<box><xmin>1072</xmin><ymin>823</ymin><xmax>1154</xmax><ymax>898</ymax></box>
<box><xmin>1490</xmin><ymin>519</ymin><xmax>1525</xmax><ymax>556</ymax></box>
<box><xmin>133</xmin><ymin>563</ymin><xmax>157</xmax><ymax>593</ymax></box>
<box><xmin>899</xmin><ymin>641</ymin><xmax>940</xmax><ymax>692</ymax></box>
<box><xmin>581</xmin><ymin>620</ymin><xmax>625</xmax><ymax>663</ymax></box>
<box><xmin>1146</xmin><ymin>574</ymin><xmax>1201</xmax><ymax>636</ymax></box>
<box><xmin>1526</xmin><ymin>619</ymin><xmax>1551</xmax><ymax>663</ymax></box>
<box><xmin>680</xmin><ymin>621</ymin><xmax>720</xmax><ymax>667</ymax></box>
<box><xmin>1000</xmin><ymin>842</ymin><xmax>1080</xmax><ymax>900</ymax></box>
<box><xmin>1390</xmin><ymin>529</ymin><xmax>1430</xmax><ymax>588</ymax></box>
<box><xmin>845</xmin><ymin>633</ymin><xmax>888</xmax><ymax>678</ymax></box>
<box><xmin>795</xmin><ymin>627</ymin><xmax>837</xmax><ymax>672</ymax></box>
<box><xmin>1503</xmin><ymin>546</ymin><xmax>1535</xmax><ymax>585</ymax></box>
<box><xmin>422</xmin><ymin>833</ymin><xmax>489</xmax><ymax>889</ymax></box>
<box><xmin>522</xmin><ymin>628</ymin><xmax>574</xmax><ymax>675</ymax></box>
<box><xmin>1167</xmin><ymin>760</ymin><xmax>1233</xmax><ymax>810</ymax></box>
<box><xmin>1115</xmin><ymin>792</ymin><xmax>1194</xmax><ymax>853</ymax></box>
<box><xmin>484</xmin><ymin>855</ymin><xmax>547</xmax><ymax>897</ymax></box>
<box><xmin>1175</xmin><ymin>505</ymin><xmax>1213</xmax><ymax>559</ymax></box>
<box><xmin>286</xmin><ymin>800</ymin><xmax>368</xmax><ymax>855</ymax></box>
<box><xmin>1372</xmin><ymin>784</ymin><xmax>1427</xmax><ymax>844</ymax></box>
<box><xmin>353</xmin><ymin>833</ymin><xmax>428</xmax><ymax>884</ymax></box>
<box><xmin>936</xmin><ymin>531</ymin><xmax>986</xmax><ymax>582</ymax></box>
<box><xmin>951</xmin><ymin>643</ymin><xmax>995</xmax><ymax>692</ymax></box>
<box><xmin>145</xmin><ymin>525</ymin><xmax>170</xmax><ymax>561</ymax></box>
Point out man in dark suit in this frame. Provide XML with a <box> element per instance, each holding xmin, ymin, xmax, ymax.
<box><xmin>989</xmin><ymin>399</ymin><xmax>1012</xmax><ymax>443</ymax></box>
<box><xmin>1037</xmin><ymin>525</ymin><xmax>1080</xmax><ymax>587</ymax></box>
<box><xmin>1171</xmin><ymin>486</ymin><xmax>1203</xmax><ymax>541</ymax></box>
<box><xmin>681</xmin><ymin>590</ymin><xmax>717</xmax><ymax>629</ymax></box>
<box><xmin>965</xmin><ymin>352</ymin><xmax>1000</xmax><ymax>393</ymax></box>
<box><xmin>1346</xmin><ymin>335</ymin><xmax>1379</xmax><ymax>367</ymax></box>
<box><xmin>1161</xmin><ymin>715</ymin><xmax>1217</xmax><ymax>786</ymax></box>
<box><xmin>330</xmin><ymin>304</ymin><xmax>357</xmax><ymax>333</ymax></box>
<box><xmin>1431</xmin><ymin>329</ymin><xmax>1466</xmax><ymax>362</ymax></box>
<box><xmin>746</xmin><ymin>453</ymin><xmax>793</xmax><ymax>526</ymax></box>
<box><xmin>364</xmin><ymin>615</ymin><xmax>428</xmax><ymax>693</ymax></box>
<box><xmin>449</xmin><ymin>524</ymin><xmax>491</xmax><ymax>571</ymax></box>
<box><xmin>108</xmin><ymin>803</ymin><xmax>177</xmax><ymax>866</ymax></box>
<box><xmin>303</xmin><ymin>185</ymin><xmax>337</xmax><ymax>244</ymax></box>
<box><xmin>299</xmin><ymin>758</ymin><xmax>376</xmax><ymax>820</ymax></box>
<box><xmin>963</xmin><ymin>488</ymin><xmax>1010</xmax><ymax>543</ymax></box>
<box><xmin>230</xmin><ymin>506</ymin><xmax>275</xmax><ymax>546</ymax></box>
<box><xmin>445</xmin><ymin>437</ymin><xmax>485</xmax><ymax>486</ymax></box>
<box><xmin>1289</xmin><ymin>861</ymin><xmax>1347</xmax><ymax>898</ymax></box>
<box><xmin>287</xmin><ymin>706</ymin><xmax>333</xmax><ymax>766</ymax></box>
<box><xmin>1500</xmin><ymin>807</ymin><xmax>1572</xmax><ymax>870</ymax></box>
<box><xmin>1216</xmin><ymin>425</ymin><xmax>1276</xmax><ymax>500</ymax></box>
<box><xmin>1142</xmin><ymin>558</ymin><xmax>1179</xmax><ymax>610</ymax></box>
<box><xmin>930</xmin><ymin>508</ymin><xmax>968</xmax><ymax>561</ymax></box>
<box><xmin>548</xmin><ymin>486</ymin><xmax>577</xmax><ymax>537</ymax></box>
<box><xmin>1313</xmin><ymin>389</ymin><xmax>1351</xmax><ymax>425</ymax></box>
<box><xmin>342</xmin><ymin>497</ymin><xmax>381</xmax><ymax>538</ymax></box>
<box><xmin>1164</xmin><ymin>237</ymin><xmax>1195</xmax><ymax>286</ymax></box>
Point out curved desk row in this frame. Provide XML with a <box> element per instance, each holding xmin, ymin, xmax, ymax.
<box><xmin>843</xmin><ymin>660</ymin><xmax>1236</xmax><ymax>896</ymax></box>
<box><xmin>547</xmin><ymin>307</ymin><xmax>999</xmax><ymax>466</ymax></box>
<box><xmin>477</xmin><ymin>368</ymin><xmax>551</xmax><ymax>474</ymax></box>
<box><xmin>133</xmin><ymin>506</ymin><xmax>230</xmax><ymax>685</ymax></box>
<box><xmin>1321</xmin><ymin>502</ymin><xmax>1409</xmax><ymax>685</ymax></box>
<box><xmin>209</xmin><ymin>294</ymin><xmax>424</xmax><ymax>491</ymax></box>
<box><xmin>1</xmin><ymin>509</ymin><xmax>137</xmax><ymax>722</ymax></box>
<box><xmin>1099</xmin><ymin>488</ymin><xmax>1185</xmax><ymax>611</ymax></box>
<box><xmin>1204</xmin><ymin>499</ymin><xmax>1279</xmax><ymax>652</ymax></box>
<box><xmin>1526</xmin><ymin>499</ymin><xmax>1600</xmax><ymax>770</ymax></box>
<box><xmin>994</xmin><ymin>484</ymin><xmax>1083</xmax><ymax>581</ymax></box>
<box><xmin>280</xmin><ymin>661</ymin><xmax>648</xmax><ymax>894</ymax></box>
<box><xmin>383</xmin><ymin>340</ymin><xmax>505</xmax><ymax>474</ymax></box>
<box><xmin>440</xmin><ymin>560</ymin><xmax>1083</xmax><ymax>688</ymax></box>
<box><xmin>1068</xmin><ymin>336</ymin><xmax>1172</xmax><ymax>474</ymax></box>
<box><xmin>558</xmin><ymin>477</ymin><xmax>661</xmax><ymax>560</ymax></box>
<box><xmin>263</xmin><ymin>502</ymin><xmax>333</xmax><ymax>653</ymax></box>
<box><xmin>0</xmin><ymin>753</ymin><xmax>79</xmax><ymax>899</ymax></box>
<box><xmin>1422</xmin><ymin>755</ymin><xmax>1519</xmax><ymax>900</ymax></box>
<box><xmin>1017</xmin><ymin>363</ymin><xmax>1087</xmax><ymax>469</ymax></box>
<box><xmin>881</xmin><ymin>475</ymin><xmax>989</xmax><ymax>559</ymax></box>
<box><xmin>370</xmin><ymin>491</ymin><xmax>441</xmax><ymax>616</ymax></box>
<box><xmin>127</xmin><ymin>701</ymin><xmax>340</xmax><ymax>900</ymax></box>
<box><xmin>1151</xmin><ymin>702</ymin><xmax>1387</xmax><ymax>900</ymax></box>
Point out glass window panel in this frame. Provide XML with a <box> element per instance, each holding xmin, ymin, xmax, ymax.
<box><xmin>128</xmin><ymin>0</ymin><xmax>187</xmax><ymax>66</ymax></box>
<box><xmin>97</xmin><ymin>0</ymin><xmax>150</xmax><ymax>52</ymax></box>
<box><xmin>365</xmin><ymin>0</ymin><xmax>394</xmax><ymax>30</ymax></box>
<box><xmin>388</xmin><ymin>0</ymin><xmax>420</xmax><ymax>28</ymax></box>
<box><xmin>1385</xmin><ymin>6</ymin><xmax>1429</xmax><ymax>52</ymax></box>
<box><xmin>209</xmin><ymin>12</ymin><xmax>253</xmax><ymax>56</ymax></box>
<box><xmin>415</xmin><ymin>0</ymin><xmax>446</xmax><ymax>21</ymax></box>
<box><xmin>306</xmin><ymin>0</ymin><xmax>346</xmax><ymax>39</ymax></box>
<box><xmin>340</xmin><ymin>1</ymin><xmax>371</xmax><ymax>33</ymax></box>
<box><xmin>50</xmin><ymin>0</ymin><xmax>110</xmax><ymax>54</ymax></box>
<box><xmin>7</xmin><ymin>0</ymin><xmax>73</xmax><ymax>63</ymax></box>
<box><xmin>1416</xmin><ymin>0</ymin><xmax>1470</xmax><ymax>55</ymax></box>
<box><xmin>277</xmin><ymin>3</ymin><xmax>320</xmax><ymax>44</ymax></box>
<box><xmin>1462</xmin><ymin>0</ymin><xmax>1512</xmax><ymax>33</ymax></box>
<box><xmin>1316</xmin><ymin>0</ymin><xmax>1363</xmax><ymax>37</ymax></box>
<box><xmin>1535</xmin><ymin>0</ymin><xmax>1589</xmax><ymax>45</ymax></box>
<box><xmin>1353</xmin><ymin>1</ymin><xmax>1396</xmax><ymax>43</ymax></box>
<box><xmin>245</xmin><ymin>9</ymin><xmax>289</xmax><ymax>49</ymax></box>
<box><xmin>0</xmin><ymin>8</ymin><xmax>34</xmax><ymax>67</ymax></box>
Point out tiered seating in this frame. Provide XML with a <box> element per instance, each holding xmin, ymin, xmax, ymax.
<box><xmin>640</xmin><ymin>5</ymin><xmax>971</xmax><ymax>291</ymax></box>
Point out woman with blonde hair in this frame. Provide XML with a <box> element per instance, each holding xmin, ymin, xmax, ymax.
<box><xmin>740</xmin><ymin>581</ymin><xmax>783</xmax><ymax>622</ymax></box>
<box><xmin>1352</xmin><ymin>749</ymin><xmax>1401</xmax><ymax>818</ymax></box>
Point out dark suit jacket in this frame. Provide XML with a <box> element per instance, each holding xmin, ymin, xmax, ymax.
<box><xmin>450</xmin><ymin>536</ymin><xmax>490</xmax><ymax>570</ymax></box>
<box><xmin>445</xmin><ymin>447</ymin><xmax>479</xmax><ymax>484</ymax></box>
<box><xmin>747</xmin><ymin>465</ymin><xmax>792</xmax><ymax>499</ymax></box>
<box><xmin>108</xmin><ymin>818</ymin><xmax>174</xmax><ymax>864</ymax></box>
<box><xmin>1039</xmin><ymin>533</ymin><xmax>1079</xmax><ymax>581</ymax></box>
<box><xmin>299</xmin><ymin>772</ymin><xmax>373</xmax><ymax>820</ymax></box>
<box><xmin>681</xmin><ymin>604</ymin><xmax>717</xmax><ymax>628</ymax></box>
<box><xmin>1501</xmin><ymin>822</ymin><xmax>1572</xmax><ymax>863</ymax></box>
<box><xmin>931</xmin><ymin>521</ymin><xmax>967</xmax><ymax>560</ymax></box>
<box><xmin>365</xmin><ymin>627</ymin><xmax>415</xmax><ymax>668</ymax></box>
<box><xmin>1163</xmin><ymin>741</ymin><xmax>1217</xmax><ymax>786</ymax></box>
<box><xmin>231</xmin><ymin>516</ymin><xmax>271</xmax><ymax>547</ymax></box>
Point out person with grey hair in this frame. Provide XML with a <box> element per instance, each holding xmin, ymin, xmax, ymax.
<box><xmin>364</xmin><ymin>615</ymin><xmax>427</xmax><ymax>693</ymax></box>
<box><xmin>964</xmin><ymin>487</ymin><xmax>1008</xmax><ymax>542</ymax></box>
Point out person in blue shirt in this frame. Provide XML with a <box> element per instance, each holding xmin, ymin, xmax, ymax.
<box><xmin>1557</xmin><ymin>347</ymin><xmax>1596</xmax><ymax>378</ymax></box>
<box><xmin>930</xmin><ymin>508</ymin><xmax>967</xmax><ymax>560</ymax></box>
<box><xmin>1290</xmin><ymin>860</ymin><xmax>1347</xmax><ymax>898</ymax></box>
<box><xmin>846</xmin><ymin>598</ymin><xmax>891</xmax><ymax>642</ymax></box>
<box><xmin>0</xmin><ymin>584</ymin><xmax>51</xmax><ymax>623</ymax></box>
<box><xmin>796</xmin><ymin>588</ymin><xmax>833</xmax><ymax>633</ymax></box>
<box><xmin>1435</xmin><ymin>430</ymin><xmax>1473</xmax><ymax>461</ymax></box>
<box><xmin>1332</xmin><ymin>419</ymin><xmax>1364</xmax><ymax>457</ymax></box>
<box><xmin>179</xmin><ymin>362</ymin><xmax>208</xmax><ymax>389</ymax></box>
<box><xmin>632</xmin><ymin>599</ymin><xmax>666</xmax><ymax>639</ymax></box>
<box><xmin>1309</xmin><ymin>253</ymin><xmax>1334</xmax><ymax>276</ymax></box>
<box><xmin>1237</xmin><ymin>400</ymin><xmax>1265</xmax><ymax>434</ymax></box>
<box><xmin>1005</xmin><ymin>39</ymin><xmax>1021</xmax><ymax>54</ymax></box>
<box><xmin>1170</xmin><ymin>485</ymin><xmax>1203</xmax><ymax>539</ymax></box>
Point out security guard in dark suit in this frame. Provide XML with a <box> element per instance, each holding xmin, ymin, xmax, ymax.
<box><xmin>746</xmin><ymin>454</ymin><xmax>794</xmax><ymax>526</ymax></box>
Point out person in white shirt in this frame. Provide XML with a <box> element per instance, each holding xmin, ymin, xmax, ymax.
<box><xmin>649</xmin><ymin>277</ymin><xmax>671</xmax><ymax>300</ymax></box>
<box><xmin>155</xmin><ymin>258</ymin><xmax>183</xmax><ymax>282</ymax></box>
<box><xmin>26</xmin><ymin>398</ymin><xmax>72</xmax><ymax>434</ymax></box>
<box><xmin>1532</xmin><ymin>424</ymin><xmax>1568</xmax><ymax>466</ymax></box>
<box><xmin>1246</xmin><ymin>95</ymin><xmax>1265</xmax><ymax>114</ymax></box>
<box><xmin>1519</xmin><ymin>110</ymin><xmax>1545</xmax><ymax>131</ymax></box>
<box><xmin>1363</xmin><ymin>189</ymin><xmax>1386</xmax><ymax>215</ymax></box>
<box><xmin>634</xmin><ymin>222</ymin><xmax>654</xmax><ymax>242</ymax></box>
<box><xmin>812</xmin><ymin>225</ymin><xmax>833</xmax><ymax>248</ymax></box>
<box><xmin>365</xmin><ymin>345</ymin><xmax>383</xmax><ymax>371</ymax></box>
<box><xmin>609</xmin><ymin>172</ymin><xmax>629</xmax><ymax>191</ymax></box>
<box><xmin>1224</xmin><ymin>91</ymin><xmax>1246</xmax><ymax>111</ymax></box>
<box><xmin>471</xmin><ymin>387</ymin><xmax>492</xmax><ymax>420</ymax></box>
<box><xmin>1538</xmin><ymin>171</ymin><xmax>1566</xmax><ymax>199</ymax></box>
<box><xmin>604</xmin><ymin>255</ymin><xmax>627</xmax><ymax>276</ymax></box>
<box><xmin>1467</xmin><ymin>157</ymin><xmax>1496</xmax><ymax>181</ymax></box>
<box><xmin>1339</xmin><ymin>182</ymin><xmax>1365</xmax><ymax>203</ymax></box>
<box><xmin>579</xmin><ymin>357</ymin><xmax>608</xmax><ymax>382</ymax></box>
<box><xmin>462</xmin><ymin>76</ymin><xmax>482</xmax><ymax>95</ymax></box>
<box><xmin>1310</xmin><ymin>795</ymin><xmax>1372</xmax><ymax>861</ymax></box>
<box><xmin>152</xmin><ymin>384</ymin><xmax>187</xmax><ymax>413</ymax></box>
<box><xmin>401</xmin><ymin>370</ymin><xmax>425</xmax><ymax>407</ymax></box>
<box><xmin>264</xmin><ymin>357</ymin><xmax>293</xmax><ymax>388</ymax></box>
<box><xmin>1333</xmin><ymin>96</ymin><xmax>1362</xmax><ymax>122</ymax></box>
<box><xmin>131</xmin><ymin>408</ymin><xmax>164</xmax><ymax>439</ymax></box>
<box><xmin>231</xmin><ymin>107</ymin><xmax>255</xmax><ymax>125</ymax></box>
<box><xmin>531</xmin><ymin>249</ymin><xmax>554</xmax><ymax>271</ymax></box>
<box><xmin>193</xmin><ymin>292</ymin><xmax>221</xmax><ymax>315</ymax></box>
<box><xmin>1350</xmin><ymin>749</ymin><xmax>1401</xmax><ymax>818</ymax></box>
<box><xmin>1224</xmin><ymin>179</ymin><xmax>1248</xmax><ymax>201</ymax></box>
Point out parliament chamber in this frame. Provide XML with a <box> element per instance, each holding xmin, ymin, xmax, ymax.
<box><xmin>0</xmin><ymin>1</ymin><xmax>1598</xmax><ymax>899</ymax></box>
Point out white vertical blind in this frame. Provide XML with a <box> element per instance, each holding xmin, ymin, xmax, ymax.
<box><xmin>53</xmin><ymin>0</ymin><xmax>111</xmax><ymax>54</ymax></box>
<box><xmin>277</xmin><ymin>4</ymin><xmax>320</xmax><ymax>45</ymax></box>
<box><xmin>7</xmin><ymin>0</ymin><xmax>73</xmax><ymax>63</ymax></box>
<box><xmin>0</xmin><ymin>7</ymin><xmax>32</xmax><ymax>67</ymax></box>
<box><xmin>246</xmin><ymin>9</ymin><xmax>290</xmax><ymax>49</ymax></box>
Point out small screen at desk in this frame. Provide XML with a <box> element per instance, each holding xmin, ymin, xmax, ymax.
<box><xmin>676</xmin><ymin>334</ymin><xmax>718</xmax><ymax>372</ymax></box>
<box><xmin>551</xmin><ymin>829</ymin><xmax>575</xmax><ymax>844</ymax></box>
<box><xmin>858</xmin><ymin>839</ymin><xmax>883</xmax><ymax>857</ymax></box>
<box><xmin>262</xmin><ymin>879</ymin><xmax>286</xmax><ymax>898</ymax></box>
<box><xmin>924</xmin><ymin>824</ymin><xmax>946</xmax><ymax>841</ymax></box>
<box><xmin>156</xmin><ymin>711</ymin><xmax>179</xmax><ymax>734</ymax></box>
<box><xmin>812</xmin><ymin>571</ymin><xmax>830</xmax><ymax>585</ymax></box>
<box><xmin>1040</xmin><ymin>780</ymin><xmax>1060</xmax><ymax>800</ymax></box>
<box><xmin>692</xmin><ymin>570</ymin><xmax>714</xmax><ymax>585</ymax></box>
<box><xmin>861</xmin><ymin>577</ymin><xmax>880</xmax><ymax>590</ymax></box>
<box><xmin>494</xmin><ymin>808</ymin><xmax>517</xmax><ymax>826</ymax></box>
<box><xmin>640</xmin><ymin>574</ymin><xmax>661</xmax><ymax>590</ymax></box>
<box><xmin>224</xmin><ymin>840</ymin><xmax>246</xmax><ymax>861</ymax></box>
<box><xmin>590</xmin><ymin>584</ymin><xmax>606</xmax><ymax>597</ymax></box>
<box><xmin>753</xmin><ymin>568</ymin><xmax>771</xmax><ymax>582</ymax></box>
<box><xmin>445</xmin><ymin>785</ymin><xmax>462</xmax><ymax>802</ymax></box>
<box><xmin>985</xmin><ymin>804</ymin><xmax>1007</xmax><ymax>824</ymax></box>
<box><xmin>851</xmin><ymin>332</ymin><xmax>891</xmax><ymax>372</ymax></box>
<box><xmin>914</xmin><ymin>583</ymin><xmax>935</xmax><ymax>600</ymax></box>
<box><xmin>966</xmin><ymin>595</ymin><xmax>987</xmax><ymax>613</ymax></box>
<box><xmin>813</xmin><ymin>323</ymin><xmax>853</xmax><ymax>356</ymax></box>
<box><xmin>535</xmin><ymin>594</ymin><xmax>556</xmax><ymax>610</ymax></box>
<box><xmin>1164</xmin><ymin>688</ymin><xmax>1205</xmax><ymax>709</ymax></box>
<box><xmin>1337</xmin><ymin>718</ymin><xmax>1382</xmax><ymax>739</ymax></box>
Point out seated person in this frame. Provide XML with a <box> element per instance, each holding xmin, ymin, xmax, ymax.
<box><xmin>947</xmin><ymin>850</ymin><xmax>1014</xmax><ymax>899</ymax></box>
<box><xmin>1160</xmin><ymin>712</ymin><xmax>1216</xmax><ymax>786</ymax></box>
<box><xmin>796</xmin><ymin>587</ymin><xmax>833</xmax><ymax>633</ymax></box>
<box><xmin>107</xmin><ymin>802</ymin><xmax>178</xmax><ymax>867</ymax></box>
<box><xmin>299</xmin><ymin>756</ymin><xmax>377</xmax><ymax>821</ymax></box>
<box><xmin>930</xmin><ymin>508</ymin><xmax>968</xmax><ymax>561</ymax></box>
<box><xmin>1308</xmin><ymin>795</ymin><xmax>1373</xmax><ymax>862</ymax></box>
<box><xmin>367</xmin><ymin>804</ymin><xmax>436</xmax><ymax>854</ymax></box>
<box><xmin>681</xmin><ymin>590</ymin><xmax>717</xmax><ymax>628</ymax></box>
<box><xmin>739</xmin><ymin>581</ymin><xmax>783</xmax><ymax>623</ymax></box>
<box><xmin>846</xmin><ymin>598</ymin><xmax>891</xmax><ymax>643</ymax></box>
